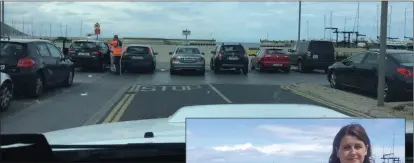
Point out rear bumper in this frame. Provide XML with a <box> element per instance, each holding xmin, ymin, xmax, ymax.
<box><xmin>70</xmin><ymin>56</ymin><xmax>102</xmax><ymax>67</ymax></box>
<box><xmin>303</xmin><ymin>60</ymin><xmax>334</xmax><ymax>69</ymax></box>
<box><xmin>8</xmin><ymin>72</ymin><xmax>38</xmax><ymax>93</ymax></box>
<box><xmin>261</xmin><ymin>61</ymin><xmax>290</xmax><ymax>68</ymax></box>
<box><xmin>122</xmin><ymin>60</ymin><xmax>153</xmax><ymax>69</ymax></box>
<box><xmin>216</xmin><ymin>59</ymin><xmax>248</xmax><ymax>68</ymax></box>
<box><xmin>171</xmin><ymin>62</ymin><xmax>205</xmax><ymax>71</ymax></box>
<box><xmin>392</xmin><ymin>79</ymin><xmax>413</xmax><ymax>94</ymax></box>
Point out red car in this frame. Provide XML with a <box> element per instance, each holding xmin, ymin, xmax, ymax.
<box><xmin>250</xmin><ymin>47</ymin><xmax>291</xmax><ymax>73</ymax></box>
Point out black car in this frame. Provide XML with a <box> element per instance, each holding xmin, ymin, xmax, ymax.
<box><xmin>288</xmin><ymin>40</ymin><xmax>336</xmax><ymax>73</ymax></box>
<box><xmin>327</xmin><ymin>49</ymin><xmax>413</xmax><ymax>102</ymax></box>
<box><xmin>67</xmin><ymin>40</ymin><xmax>111</xmax><ymax>72</ymax></box>
<box><xmin>210</xmin><ymin>43</ymin><xmax>249</xmax><ymax>74</ymax></box>
<box><xmin>0</xmin><ymin>39</ymin><xmax>75</xmax><ymax>98</ymax></box>
<box><xmin>121</xmin><ymin>44</ymin><xmax>157</xmax><ymax>73</ymax></box>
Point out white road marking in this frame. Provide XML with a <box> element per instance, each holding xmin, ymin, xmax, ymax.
<box><xmin>207</xmin><ymin>84</ymin><xmax>232</xmax><ymax>103</ymax></box>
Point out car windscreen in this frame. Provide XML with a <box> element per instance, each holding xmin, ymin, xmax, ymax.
<box><xmin>126</xmin><ymin>46</ymin><xmax>150</xmax><ymax>54</ymax></box>
<box><xmin>265</xmin><ymin>49</ymin><xmax>285</xmax><ymax>54</ymax></box>
<box><xmin>175</xmin><ymin>48</ymin><xmax>200</xmax><ymax>55</ymax></box>
<box><xmin>0</xmin><ymin>42</ymin><xmax>26</xmax><ymax>57</ymax></box>
<box><xmin>70</xmin><ymin>42</ymin><xmax>98</xmax><ymax>49</ymax></box>
<box><xmin>392</xmin><ymin>53</ymin><xmax>414</xmax><ymax>64</ymax></box>
<box><xmin>309</xmin><ymin>41</ymin><xmax>334</xmax><ymax>54</ymax></box>
<box><xmin>222</xmin><ymin>45</ymin><xmax>246</xmax><ymax>53</ymax></box>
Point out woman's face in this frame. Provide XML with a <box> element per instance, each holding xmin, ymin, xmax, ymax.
<box><xmin>337</xmin><ymin>135</ymin><xmax>368</xmax><ymax>163</ymax></box>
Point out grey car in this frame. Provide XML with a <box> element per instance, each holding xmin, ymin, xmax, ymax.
<box><xmin>169</xmin><ymin>46</ymin><xmax>205</xmax><ymax>75</ymax></box>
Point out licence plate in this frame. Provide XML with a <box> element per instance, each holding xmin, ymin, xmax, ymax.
<box><xmin>0</xmin><ymin>65</ymin><xmax>4</xmax><ymax>70</ymax></box>
<box><xmin>78</xmin><ymin>53</ymin><xmax>89</xmax><ymax>56</ymax></box>
<box><xmin>312</xmin><ymin>55</ymin><xmax>318</xmax><ymax>59</ymax></box>
<box><xmin>228</xmin><ymin>57</ymin><xmax>239</xmax><ymax>60</ymax></box>
<box><xmin>273</xmin><ymin>64</ymin><xmax>282</xmax><ymax>67</ymax></box>
<box><xmin>131</xmin><ymin>56</ymin><xmax>143</xmax><ymax>60</ymax></box>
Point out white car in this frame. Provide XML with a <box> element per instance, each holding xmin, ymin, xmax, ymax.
<box><xmin>0</xmin><ymin>72</ymin><xmax>13</xmax><ymax>111</ymax></box>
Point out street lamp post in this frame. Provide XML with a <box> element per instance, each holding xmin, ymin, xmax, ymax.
<box><xmin>297</xmin><ymin>1</ymin><xmax>302</xmax><ymax>44</ymax></box>
<box><xmin>377</xmin><ymin>1</ymin><xmax>388</xmax><ymax>106</ymax></box>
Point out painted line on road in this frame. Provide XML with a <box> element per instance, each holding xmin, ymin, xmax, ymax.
<box><xmin>280</xmin><ymin>85</ymin><xmax>372</xmax><ymax>118</ymax></box>
<box><xmin>101</xmin><ymin>85</ymin><xmax>140</xmax><ymax>123</ymax></box>
<box><xmin>102</xmin><ymin>94</ymin><xmax>131</xmax><ymax>123</ymax></box>
<box><xmin>111</xmin><ymin>93</ymin><xmax>136</xmax><ymax>122</ymax></box>
<box><xmin>208</xmin><ymin>84</ymin><xmax>232</xmax><ymax>103</ymax></box>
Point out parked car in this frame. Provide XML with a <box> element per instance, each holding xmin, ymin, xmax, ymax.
<box><xmin>67</xmin><ymin>40</ymin><xmax>110</xmax><ymax>72</ymax></box>
<box><xmin>287</xmin><ymin>40</ymin><xmax>336</xmax><ymax>73</ymax></box>
<box><xmin>250</xmin><ymin>47</ymin><xmax>290</xmax><ymax>73</ymax></box>
<box><xmin>327</xmin><ymin>49</ymin><xmax>413</xmax><ymax>102</ymax></box>
<box><xmin>0</xmin><ymin>72</ymin><xmax>13</xmax><ymax>111</ymax></box>
<box><xmin>0</xmin><ymin>39</ymin><xmax>75</xmax><ymax>98</ymax></box>
<box><xmin>210</xmin><ymin>43</ymin><xmax>249</xmax><ymax>75</ymax></box>
<box><xmin>121</xmin><ymin>44</ymin><xmax>157</xmax><ymax>73</ymax></box>
<box><xmin>169</xmin><ymin>46</ymin><xmax>205</xmax><ymax>75</ymax></box>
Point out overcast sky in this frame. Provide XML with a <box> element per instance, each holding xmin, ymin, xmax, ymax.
<box><xmin>2</xmin><ymin>2</ymin><xmax>413</xmax><ymax>42</ymax></box>
<box><xmin>187</xmin><ymin>118</ymin><xmax>406</xmax><ymax>163</ymax></box>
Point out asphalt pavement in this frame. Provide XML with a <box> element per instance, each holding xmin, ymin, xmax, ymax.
<box><xmin>1</xmin><ymin>63</ymin><xmax>332</xmax><ymax>134</ymax></box>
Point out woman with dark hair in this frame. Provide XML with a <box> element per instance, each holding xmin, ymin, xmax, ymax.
<box><xmin>329</xmin><ymin>123</ymin><xmax>372</xmax><ymax>163</ymax></box>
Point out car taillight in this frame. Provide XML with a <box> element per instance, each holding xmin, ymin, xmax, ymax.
<box><xmin>218</xmin><ymin>51</ymin><xmax>222</xmax><ymax>57</ymax></box>
<box><xmin>172</xmin><ymin>56</ymin><xmax>178</xmax><ymax>60</ymax></box>
<box><xmin>397</xmin><ymin>68</ymin><xmax>413</xmax><ymax>77</ymax></box>
<box><xmin>17</xmin><ymin>58</ymin><xmax>35</xmax><ymax>68</ymax></box>
<box><xmin>147</xmin><ymin>48</ymin><xmax>151</xmax><ymax>55</ymax></box>
<box><xmin>92</xmin><ymin>51</ymin><xmax>102</xmax><ymax>56</ymax></box>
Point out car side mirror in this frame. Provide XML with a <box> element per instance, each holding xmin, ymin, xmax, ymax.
<box><xmin>169</xmin><ymin>52</ymin><xmax>173</xmax><ymax>55</ymax></box>
<box><xmin>154</xmin><ymin>52</ymin><xmax>158</xmax><ymax>55</ymax></box>
<box><xmin>201</xmin><ymin>52</ymin><xmax>205</xmax><ymax>55</ymax></box>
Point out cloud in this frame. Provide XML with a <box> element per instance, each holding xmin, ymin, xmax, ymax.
<box><xmin>3</xmin><ymin>2</ymin><xmax>412</xmax><ymax>41</ymax></box>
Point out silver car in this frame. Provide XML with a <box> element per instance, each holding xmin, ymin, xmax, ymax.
<box><xmin>169</xmin><ymin>46</ymin><xmax>205</xmax><ymax>75</ymax></box>
<box><xmin>0</xmin><ymin>72</ymin><xmax>13</xmax><ymax>111</ymax></box>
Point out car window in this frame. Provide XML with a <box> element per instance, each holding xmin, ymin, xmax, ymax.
<box><xmin>364</xmin><ymin>53</ymin><xmax>378</xmax><ymax>64</ymax></box>
<box><xmin>309</xmin><ymin>41</ymin><xmax>335</xmax><ymax>54</ymax></box>
<box><xmin>46</xmin><ymin>43</ymin><xmax>63</xmax><ymax>58</ymax></box>
<box><xmin>126</xmin><ymin>46</ymin><xmax>150</xmax><ymax>54</ymax></box>
<box><xmin>175</xmin><ymin>47</ymin><xmax>200</xmax><ymax>54</ymax></box>
<box><xmin>221</xmin><ymin>45</ymin><xmax>245</xmax><ymax>53</ymax></box>
<box><xmin>0</xmin><ymin>42</ymin><xmax>25</xmax><ymax>57</ymax></box>
<box><xmin>348</xmin><ymin>53</ymin><xmax>367</xmax><ymax>64</ymax></box>
<box><xmin>265</xmin><ymin>49</ymin><xmax>285</xmax><ymax>54</ymax></box>
<box><xmin>391</xmin><ymin>53</ymin><xmax>414</xmax><ymax>64</ymax></box>
<box><xmin>36</xmin><ymin>43</ymin><xmax>51</xmax><ymax>57</ymax></box>
<box><xmin>70</xmin><ymin>41</ymin><xmax>98</xmax><ymax>49</ymax></box>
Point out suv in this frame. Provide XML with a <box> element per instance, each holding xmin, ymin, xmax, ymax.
<box><xmin>287</xmin><ymin>40</ymin><xmax>335</xmax><ymax>73</ymax></box>
<box><xmin>67</xmin><ymin>40</ymin><xmax>111</xmax><ymax>72</ymax></box>
<box><xmin>210</xmin><ymin>43</ymin><xmax>249</xmax><ymax>75</ymax></box>
<box><xmin>0</xmin><ymin>39</ymin><xmax>75</xmax><ymax>97</ymax></box>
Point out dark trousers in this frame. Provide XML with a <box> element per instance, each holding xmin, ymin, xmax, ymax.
<box><xmin>113</xmin><ymin>56</ymin><xmax>121</xmax><ymax>75</ymax></box>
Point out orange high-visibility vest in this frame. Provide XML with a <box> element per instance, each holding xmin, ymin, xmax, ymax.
<box><xmin>110</xmin><ymin>40</ymin><xmax>122</xmax><ymax>56</ymax></box>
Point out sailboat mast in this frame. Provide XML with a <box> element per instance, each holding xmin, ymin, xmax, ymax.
<box><xmin>404</xmin><ymin>8</ymin><xmax>407</xmax><ymax>38</ymax></box>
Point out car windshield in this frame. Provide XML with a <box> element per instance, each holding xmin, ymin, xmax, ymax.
<box><xmin>70</xmin><ymin>41</ymin><xmax>98</xmax><ymax>49</ymax></box>
<box><xmin>1</xmin><ymin>2</ymin><xmax>411</xmax><ymax>156</ymax></box>
<box><xmin>176</xmin><ymin>47</ymin><xmax>200</xmax><ymax>54</ymax></box>
<box><xmin>0</xmin><ymin>42</ymin><xmax>25</xmax><ymax>57</ymax></box>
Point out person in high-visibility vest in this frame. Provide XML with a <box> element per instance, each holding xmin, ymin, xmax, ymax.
<box><xmin>109</xmin><ymin>35</ymin><xmax>123</xmax><ymax>74</ymax></box>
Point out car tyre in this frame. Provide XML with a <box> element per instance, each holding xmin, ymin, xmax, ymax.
<box><xmin>329</xmin><ymin>71</ymin><xmax>341</xmax><ymax>89</ymax></box>
<box><xmin>384</xmin><ymin>80</ymin><xmax>396</xmax><ymax>102</ymax></box>
<box><xmin>97</xmin><ymin>61</ymin><xmax>106</xmax><ymax>72</ymax></box>
<box><xmin>28</xmin><ymin>73</ymin><xmax>44</xmax><ymax>98</ymax></box>
<box><xmin>62</xmin><ymin>69</ymin><xmax>74</xmax><ymax>87</ymax></box>
<box><xmin>214</xmin><ymin>63</ymin><xmax>220</xmax><ymax>74</ymax></box>
<box><xmin>298</xmin><ymin>61</ymin><xmax>306</xmax><ymax>73</ymax></box>
<box><xmin>149</xmin><ymin>63</ymin><xmax>155</xmax><ymax>74</ymax></box>
<box><xmin>283</xmin><ymin>67</ymin><xmax>291</xmax><ymax>73</ymax></box>
<box><xmin>0</xmin><ymin>83</ymin><xmax>13</xmax><ymax>112</ymax></box>
<box><xmin>242</xmin><ymin>66</ymin><xmax>248</xmax><ymax>75</ymax></box>
<box><xmin>258</xmin><ymin>63</ymin><xmax>264</xmax><ymax>72</ymax></box>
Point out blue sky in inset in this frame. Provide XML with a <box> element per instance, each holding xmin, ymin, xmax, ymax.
<box><xmin>186</xmin><ymin>118</ymin><xmax>406</xmax><ymax>163</ymax></box>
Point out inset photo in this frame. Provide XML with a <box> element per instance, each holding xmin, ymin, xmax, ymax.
<box><xmin>186</xmin><ymin>118</ymin><xmax>406</xmax><ymax>163</ymax></box>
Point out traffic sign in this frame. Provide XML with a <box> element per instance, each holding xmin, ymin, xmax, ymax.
<box><xmin>95</xmin><ymin>28</ymin><xmax>101</xmax><ymax>35</ymax></box>
<box><xmin>94</xmin><ymin>23</ymin><xmax>100</xmax><ymax>29</ymax></box>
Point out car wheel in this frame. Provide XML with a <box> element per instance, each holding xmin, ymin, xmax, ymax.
<box><xmin>149</xmin><ymin>64</ymin><xmax>155</xmax><ymax>73</ymax></box>
<box><xmin>258</xmin><ymin>63</ymin><xmax>264</xmax><ymax>72</ymax></box>
<box><xmin>384</xmin><ymin>80</ymin><xmax>396</xmax><ymax>102</ymax></box>
<box><xmin>210</xmin><ymin>61</ymin><xmax>214</xmax><ymax>70</ymax></box>
<box><xmin>28</xmin><ymin>74</ymin><xmax>44</xmax><ymax>98</ymax></box>
<box><xmin>329</xmin><ymin>71</ymin><xmax>341</xmax><ymax>89</ymax></box>
<box><xmin>283</xmin><ymin>67</ymin><xmax>291</xmax><ymax>73</ymax></box>
<box><xmin>242</xmin><ymin>68</ymin><xmax>248</xmax><ymax>75</ymax></box>
<box><xmin>98</xmin><ymin>61</ymin><xmax>106</xmax><ymax>72</ymax></box>
<box><xmin>0</xmin><ymin>83</ymin><xmax>13</xmax><ymax>111</ymax></box>
<box><xmin>298</xmin><ymin>61</ymin><xmax>306</xmax><ymax>73</ymax></box>
<box><xmin>63</xmin><ymin>69</ymin><xmax>74</xmax><ymax>87</ymax></box>
<box><xmin>214</xmin><ymin>63</ymin><xmax>220</xmax><ymax>74</ymax></box>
